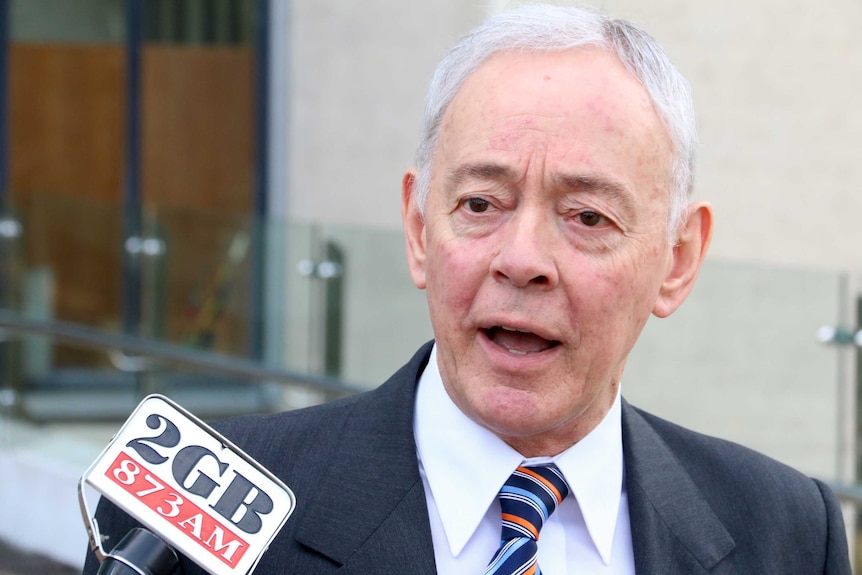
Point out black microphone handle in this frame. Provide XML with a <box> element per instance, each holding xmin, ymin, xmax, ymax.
<box><xmin>96</xmin><ymin>528</ymin><xmax>179</xmax><ymax>575</ymax></box>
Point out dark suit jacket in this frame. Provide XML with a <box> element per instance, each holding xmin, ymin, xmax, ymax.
<box><xmin>83</xmin><ymin>342</ymin><xmax>851</xmax><ymax>574</ymax></box>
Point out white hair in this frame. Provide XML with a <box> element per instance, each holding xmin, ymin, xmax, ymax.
<box><xmin>413</xmin><ymin>3</ymin><xmax>696</xmax><ymax>239</ymax></box>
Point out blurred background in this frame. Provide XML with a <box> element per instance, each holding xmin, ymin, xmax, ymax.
<box><xmin>0</xmin><ymin>0</ymin><xmax>861</xmax><ymax>572</ymax></box>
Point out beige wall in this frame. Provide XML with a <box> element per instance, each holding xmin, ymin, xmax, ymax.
<box><xmin>285</xmin><ymin>0</ymin><xmax>486</xmax><ymax>228</ymax></box>
<box><xmin>599</xmin><ymin>0</ymin><xmax>862</xmax><ymax>271</ymax></box>
<box><xmin>282</xmin><ymin>0</ymin><xmax>862</xmax><ymax>272</ymax></box>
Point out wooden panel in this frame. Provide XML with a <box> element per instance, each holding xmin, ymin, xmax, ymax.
<box><xmin>141</xmin><ymin>45</ymin><xmax>254</xmax><ymax>213</ymax></box>
<box><xmin>9</xmin><ymin>43</ymin><xmax>254</xmax><ymax>210</ymax></box>
<box><xmin>141</xmin><ymin>45</ymin><xmax>255</xmax><ymax>355</ymax></box>
<box><xmin>16</xmin><ymin>192</ymin><xmax>123</xmax><ymax>368</ymax></box>
<box><xmin>9</xmin><ymin>43</ymin><xmax>125</xmax><ymax>202</ymax></box>
<box><xmin>19</xmin><ymin>193</ymin><xmax>122</xmax><ymax>318</ymax></box>
<box><xmin>8</xmin><ymin>44</ymin><xmax>125</xmax><ymax>358</ymax></box>
<box><xmin>7</xmin><ymin>43</ymin><xmax>255</xmax><ymax>359</ymax></box>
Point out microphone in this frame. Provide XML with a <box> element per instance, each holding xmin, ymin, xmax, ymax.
<box><xmin>95</xmin><ymin>528</ymin><xmax>177</xmax><ymax>575</ymax></box>
<box><xmin>79</xmin><ymin>394</ymin><xmax>296</xmax><ymax>575</ymax></box>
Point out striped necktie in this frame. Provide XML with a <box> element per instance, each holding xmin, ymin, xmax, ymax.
<box><xmin>484</xmin><ymin>464</ymin><xmax>570</xmax><ymax>575</ymax></box>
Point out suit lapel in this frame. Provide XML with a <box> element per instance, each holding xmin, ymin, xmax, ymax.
<box><xmin>293</xmin><ymin>343</ymin><xmax>437</xmax><ymax>574</ymax></box>
<box><xmin>622</xmin><ymin>402</ymin><xmax>735</xmax><ymax>574</ymax></box>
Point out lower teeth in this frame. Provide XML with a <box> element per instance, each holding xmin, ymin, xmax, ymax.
<box><xmin>507</xmin><ymin>348</ymin><xmax>528</xmax><ymax>355</ymax></box>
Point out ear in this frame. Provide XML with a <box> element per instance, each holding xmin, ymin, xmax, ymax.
<box><xmin>402</xmin><ymin>169</ymin><xmax>428</xmax><ymax>289</ymax></box>
<box><xmin>652</xmin><ymin>201</ymin><xmax>713</xmax><ymax>318</ymax></box>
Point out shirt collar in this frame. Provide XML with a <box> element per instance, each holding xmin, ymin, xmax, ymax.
<box><xmin>413</xmin><ymin>344</ymin><xmax>625</xmax><ymax>564</ymax></box>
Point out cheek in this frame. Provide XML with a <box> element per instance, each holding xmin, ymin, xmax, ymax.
<box><xmin>567</xmin><ymin>256</ymin><xmax>657</xmax><ymax>329</ymax></box>
<box><xmin>426</xmin><ymin>239</ymin><xmax>487</xmax><ymax>314</ymax></box>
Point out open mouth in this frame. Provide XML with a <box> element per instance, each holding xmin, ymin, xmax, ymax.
<box><xmin>483</xmin><ymin>326</ymin><xmax>560</xmax><ymax>355</ymax></box>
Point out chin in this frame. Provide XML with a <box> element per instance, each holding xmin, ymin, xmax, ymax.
<box><xmin>473</xmin><ymin>389</ymin><xmax>563</xmax><ymax>435</ymax></box>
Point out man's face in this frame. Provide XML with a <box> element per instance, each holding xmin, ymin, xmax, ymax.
<box><xmin>403</xmin><ymin>48</ymin><xmax>698</xmax><ymax>456</ymax></box>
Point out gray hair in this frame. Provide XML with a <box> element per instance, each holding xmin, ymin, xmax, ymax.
<box><xmin>413</xmin><ymin>3</ymin><xmax>696</xmax><ymax>239</ymax></box>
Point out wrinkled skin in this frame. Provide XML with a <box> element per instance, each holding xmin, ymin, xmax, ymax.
<box><xmin>403</xmin><ymin>48</ymin><xmax>712</xmax><ymax>456</ymax></box>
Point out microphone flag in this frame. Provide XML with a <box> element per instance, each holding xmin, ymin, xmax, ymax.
<box><xmin>79</xmin><ymin>394</ymin><xmax>296</xmax><ymax>575</ymax></box>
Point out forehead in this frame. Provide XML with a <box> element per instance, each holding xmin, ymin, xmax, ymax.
<box><xmin>434</xmin><ymin>48</ymin><xmax>673</xmax><ymax>199</ymax></box>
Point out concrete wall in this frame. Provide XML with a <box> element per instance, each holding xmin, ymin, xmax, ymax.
<box><xmin>598</xmin><ymin>0</ymin><xmax>862</xmax><ymax>271</ymax></box>
<box><xmin>282</xmin><ymin>0</ymin><xmax>487</xmax><ymax>228</ymax></box>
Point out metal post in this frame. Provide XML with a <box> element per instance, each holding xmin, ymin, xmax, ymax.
<box><xmin>0</xmin><ymin>0</ymin><xmax>9</xmax><ymax>307</ymax></box>
<box><xmin>0</xmin><ymin>0</ymin><xmax>11</xmax><ymax>409</ymax></box>
<box><xmin>816</xmin><ymin>274</ymin><xmax>862</xmax><ymax>565</ymax></box>
<box><xmin>249</xmin><ymin>0</ymin><xmax>271</xmax><ymax>359</ymax></box>
<box><xmin>0</xmin><ymin>0</ymin><xmax>9</xmax><ymax>211</ymax></box>
<box><xmin>322</xmin><ymin>241</ymin><xmax>344</xmax><ymax>377</ymax></box>
<box><xmin>836</xmin><ymin>275</ymin><xmax>856</xmax><ymax>484</ymax></box>
<box><xmin>122</xmin><ymin>0</ymin><xmax>143</xmax><ymax>335</ymax></box>
<box><xmin>854</xmin><ymin>286</ymin><xmax>862</xmax><ymax>567</ymax></box>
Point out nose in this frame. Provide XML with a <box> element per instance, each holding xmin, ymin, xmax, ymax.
<box><xmin>490</xmin><ymin>208</ymin><xmax>559</xmax><ymax>289</ymax></box>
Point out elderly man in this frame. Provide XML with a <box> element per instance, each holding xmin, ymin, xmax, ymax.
<box><xmin>84</xmin><ymin>4</ymin><xmax>850</xmax><ymax>574</ymax></box>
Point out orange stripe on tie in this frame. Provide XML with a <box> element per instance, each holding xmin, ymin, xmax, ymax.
<box><xmin>519</xmin><ymin>466</ymin><xmax>564</xmax><ymax>503</ymax></box>
<box><xmin>524</xmin><ymin>565</ymin><xmax>537</xmax><ymax>575</ymax></box>
<box><xmin>502</xmin><ymin>513</ymin><xmax>539</xmax><ymax>539</ymax></box>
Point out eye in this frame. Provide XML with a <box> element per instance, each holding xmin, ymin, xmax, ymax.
<box><xmin>578</xmin><ymin>211</ymin><xmax>604</xmax><ymax>227</ymax></box>
<box><xmin>465</xmin><ymin>197</ymin><xmax>491</xmax><ymax>213</ymax></box>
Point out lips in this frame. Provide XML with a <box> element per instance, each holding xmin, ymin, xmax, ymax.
<box><xmin>484</xmin><ymin>325</ymin><xmax>560</xmax><ymax>355</ymax></box>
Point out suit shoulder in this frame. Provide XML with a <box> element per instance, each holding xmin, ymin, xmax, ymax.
<box><xmin>216</xmin><ymin>391</ymin><xmax>363</xmax><ymax>440</ymax></box>
<box><xmin>211</xmin><ymin>390</ymin><xmax>368</xmax><ymax>470</ymax></box>
<box><xmin>212</xmin><ymin>341</ymin><xmax>431</xmax><ymax>460</ymax></box>
<box><xmin>208</xmin><ymin>347</ymin><xmax>426</xmax><ymax>483</ymax></box>
<box><xmin>625</xmin><ymin>404</ymin><xmax>850</xmax><ymax>572</ymax></box>
<box><xmin>633</xmin><ymin>406</ymin><xmax>810</xmax><ymax>479</ymax></box>
<box><xmin>629</xmin><ymin>405</ymin><xmax>832</xmax><ymax>514</ymax></box>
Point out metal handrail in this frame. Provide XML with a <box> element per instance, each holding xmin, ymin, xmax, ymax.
<box><xmin>0</xmin><ymin>309</ymin><xmax>365</xmax><ymax>395</ymax></box>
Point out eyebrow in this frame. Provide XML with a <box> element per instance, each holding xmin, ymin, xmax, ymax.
<box><xmin>446</xmin><ymin>162</ymin><xmax>515</xmax><ymax>191</ymax></box>
<box><xmin>554</xmin><ymin>172</ymin><xmax>637</xmax><ymax>215</ymax></box>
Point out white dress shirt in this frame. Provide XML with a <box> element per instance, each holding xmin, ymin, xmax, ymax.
<box><xmin>414</xmin><ymin>345</ymin><xmax>635</xmax><ymax>574</ymax></box>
